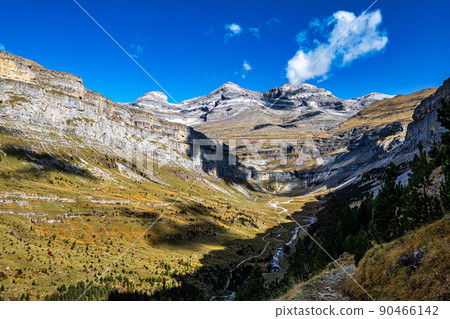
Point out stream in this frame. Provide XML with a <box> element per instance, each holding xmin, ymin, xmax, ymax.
<box><xmin>211</xmin><ymin>199</ymin><xmax>316</xmax><ymax>301</ymax></box>
<box><xmin>269</xmin><ymin>215</ymin><xmax>316</xmax><ymax>272</ymax></box>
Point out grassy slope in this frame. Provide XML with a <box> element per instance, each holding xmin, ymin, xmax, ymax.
<box><xmin>330</xmin><ymin>89</ymin><xmax>436</xmax><ymax>135</ymax></box>
<box><xmin>277</xmin><ymin>218</ymin><xmax>449</xmax><ymax>302</ymax></box>
<box><xmin>0</xmin><ymin>120</ymin><xmax>303</xmax><ymax>300</ymax></box>
<box><xmin>347</xmin><ymin>218</ymin><xmax>449</xmax><ymax>301</ymax></box>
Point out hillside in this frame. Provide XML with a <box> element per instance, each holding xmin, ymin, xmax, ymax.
<box><xmin>347</xmin><ymin>218</ymin><xmax>449</xmax><ymax>301</ymax></box>
<box><xmin>0</xmin><ymin>117</ymin><xmax>292</xmax><ymax>300</ymax></box>
<box><xmin>330</xmin><ymin>88</ymin><xmax>436</xmax><ymax>138</ymax></box>
<box><xmin>278</xmin><ymin>218</ymin><xmax>449</xmax><ymax>302</ymax></box>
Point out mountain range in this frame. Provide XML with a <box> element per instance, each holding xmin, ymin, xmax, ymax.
<box><xmin>0</xmin><ymin>50</ymin><xmax>447</xmax><ymax>301</ymax></box>
<box><xmin>124</xmin><ymin>81</ymin><xmax>394</xmax><ymax>127</ymax></box>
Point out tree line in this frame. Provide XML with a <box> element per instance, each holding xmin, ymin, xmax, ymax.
<box><xmin>286</xmin><ymin>99</ymin><xmax>449</xmax><ymax>286</ymax></box>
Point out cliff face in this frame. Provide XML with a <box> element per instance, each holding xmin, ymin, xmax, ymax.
<box><xmin>0</xmin><ymin>51</ymin><xmax>84</xmax><ymax>96</ymax></box>
<box><xmin>0</xmin><ymin>51</ymin><xmax>196</xmax><ymax>171</ymax></box>
<box><xmin>404</xmin><ymin>78</ymin><xmax>450</xmax><ymax>150</ymax></box>
<box><xmin>262</xmin><ymin>83</ymin><xmax>348</xmax><ymax>110</ymax></box>
<box><xmin>0</xmin><ymin>50</ymin><xmax>447</xmax><ymax>190</ymax></box>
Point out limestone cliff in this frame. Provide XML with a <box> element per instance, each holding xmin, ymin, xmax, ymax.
<box><xmin>0</xmin><ymin>50</ymin><xmax>447</xmax><ymax>191</ymax></box>
<box><xmin>0</xmin><ymin>50</ymin><xmax>197</xmax><ymax>172</ymax></box>
<box><xmin>404</xmin><ymin>78</ymin><xmax>450</xmax><ymax>150</ymax></box>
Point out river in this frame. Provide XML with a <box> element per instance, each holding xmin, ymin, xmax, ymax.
<box><xmin>211</xmin><ymin>199</ymin><xmax>316</xmax><ymax>300</ymax></box>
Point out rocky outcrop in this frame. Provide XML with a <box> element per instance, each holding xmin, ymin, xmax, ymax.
<box><xmin>0</xmin><ymin>51</ymin><xmax>84</xmax><ymax>98</ymax></box>
<box><xmin>404</xmin><ymin>78</ymin><xmax>450</xmax><ymax>150</ymax></box>
<box><xmin>262</xmin><ymin>83</ymin><xmax>347</xmax><ymax>110</ymax></box>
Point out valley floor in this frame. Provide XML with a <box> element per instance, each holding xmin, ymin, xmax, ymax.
<box><xmin>0</xmin><ymin>120</ymin><xmax>328</xmax><ymax>300</ymax></box>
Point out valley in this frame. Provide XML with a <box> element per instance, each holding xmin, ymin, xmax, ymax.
<box><xmin>0</xmin><ymin>116</ymin><xmax>322</xmax><ymax>300</ymax></box>
<box><xmin>0</xmin><ymin>50</ymin><xmax>448</xmax><ymax>301</ymax></box>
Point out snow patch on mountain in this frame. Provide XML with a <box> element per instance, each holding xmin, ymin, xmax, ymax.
<box><xmin>124</xmin><ymin>82</ymin><xmax>394</xmax><ymax>126</ymax></box>
<box><xmin>346</xmin><ymin>92</ymin><xmax>396</xmax><ymax>108</ymax></box>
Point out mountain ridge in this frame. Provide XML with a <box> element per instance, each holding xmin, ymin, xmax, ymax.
<box><xmin>1</xmin><ymin>50</ymin><xmax>445</xmax><ymax>193</ymax></box>
<box><xmin>125</xmin><ymin>81</ymin><xmax>395</xmax><ymax>126</ymax></box>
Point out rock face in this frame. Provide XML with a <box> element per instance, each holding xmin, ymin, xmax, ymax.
<box><xmin>127</xmin><ymin>91</ymin><xmax>184</xmax><ymax>118</ymax></box>
<box><xmin>404</xmin><ymin>78</ymin><xmax>450</xmax><ymax>150</ymax></box>
<box><xmin>0</xmin><ymin>50</ymin><xmax>447</xmax><ymax>192</ymax></box>
<box><xmin>309</xmin><ymin>82</ymin><xmax>448</xmax><ymax>193</ymax></box>
<box><xmin>0</xmin><ymin>51</ymin><xmax>197</xmax><ymax>172</ymax></box>
<box><xmin>138</xmin><ymin>91</ymin><xmax>169</xmax><ymax>104</ymax></box>
<box><xmin>262</xmin><ymin>83</ymin><xmax>347</xmax><ymax>110</ymax></box>
<box><xmin>125</xmin><ymin>82</ymin><xmax>264</xmax><ymax>126</ymax></box>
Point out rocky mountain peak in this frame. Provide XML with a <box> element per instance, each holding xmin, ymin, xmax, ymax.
<box><xmin>136</xmin><ymin>91</ymin><xmax>168</xmax><ymax>103</ymax></box>
<box><xmin>263</xmin><ymin>83</ymin><xmax>333</xmax><ymax>101</ymax></box>
<box><xmin>220</xmin><ymin>81</ymin><xmax>241</xmax><ymax>89</ymax></box>
<box><xmin>129</xmin><ymin>91</ymin><xmax>174</xmax><ymax>111</ymax></box>
<box><xmin>346</xmin><ymin>92</ymin><xmax>396</xmax><ymax>108</ymax></box>
<box><xmin>208</xmin><ymin>81</ymin><xmax>248</xmax><ymax>97</ymax></box>
<box><xmin>124</xmin><ymin>80</ymin><xmax>396</xmax><ymax>126</ymax></box>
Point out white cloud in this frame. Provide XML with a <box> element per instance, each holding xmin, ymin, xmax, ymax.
<box><xmin>236</xmin><ymin>60</ymin><xmax>252</xmax><ymax>79</ymax></box>
<box><xmin>286</xmin><ymin>9</ymin><xmax>388</xmax><ymax>85</ymax></box>
<box><xmin>249</xmin><ymin>27</ymin><xmax>260</xmax><ymax>38</ymax></box>
<box><xmin>332</xmin><ymin>10</ymin><xmax>388</xmax><ymax>64</ymax></box>
<box><xmin>0</xmin><ymin>43</ymin><xmax>5</xmax><ymax>51</ymax></box>
<box><xmin>295</xmin><ymin>30</ymin><xmax>307</xmax><ymax>45</ymax></box>
<box><xmin>243</xmin><ymin>61</ymin><xmax>252</xmax><ymax>72</ymax></box>
<box><xmin>309</xmin><ymin>17</ymin><xmax>328</xmax><ymax>31</ymax></box>
<box><xmin>224</xmin><ymin>23</ymin><xmax>242</xmax><ymax>41</ymax></box>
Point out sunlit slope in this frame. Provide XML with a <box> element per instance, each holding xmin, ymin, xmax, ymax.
<box><xmin>0</xmin><ymin>120</ymin><xmax>285</xmax><ymax>300</ymax></box>
<box><xmin>347</xmin><ymin>218</ymin><xmax>449</xmax><ymax>301</ymax></box>
<box><xmin>330</xmin><ymin>88</ymin><xmax>436</xmax><ymax>135</ymax></box>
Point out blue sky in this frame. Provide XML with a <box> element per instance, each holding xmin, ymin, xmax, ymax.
<box><xmin>0</xmin><ymin>0</ymin><xmax>449</xmax><ymax>102</ymax></box>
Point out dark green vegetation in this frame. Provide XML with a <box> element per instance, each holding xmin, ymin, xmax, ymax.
<box><xmin>235</xmin><ymin>265</ymin><xmax>266</xmax><ymax>301</ymax></box>
<box><xmin>438</xmin><ymin>99</ymin><xmax>450</xmax><ymax>210</ymax></box>
<box><xmin>281</xmin><ymin>99</ymin><xmax>449</xmax><ymax>300</ymax></box>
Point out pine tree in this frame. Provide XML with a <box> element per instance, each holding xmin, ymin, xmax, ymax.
<box><xmin>438</xmin><ymin>99</ymin><xmax>450</xmax><ymax>210</ymax></box>
<box><xmin>320</xmin><ymin>195</ymin><xmax>345</xmax><ymax>253</ymax></box>
<box><xmin>287</xmin><ymin>238</ymin><xmax>309</xmax><ymax>281</ymax></box>
<box><xmin>370</xmin><ymin>162</ymin><xmax>403</xmax><ymax>242</ymax></box>
<box><xmin>343</xmin><ymin>229</ymin><xmax>371</xmax><ymax>264</ymax></box>
<box><xmin>235</xmin><ymin>265</ymin><xmax>266</xmax><ymax>300</ymax></box>
<box><xmin>356</xmin><ymin>195</ymin><xmax>373</xmax><ymax>229</ymax></box>
<box><xmin>402</xmin><ymin>143</ymin><xmax>442</xmax><ymax>229</ymax></box>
